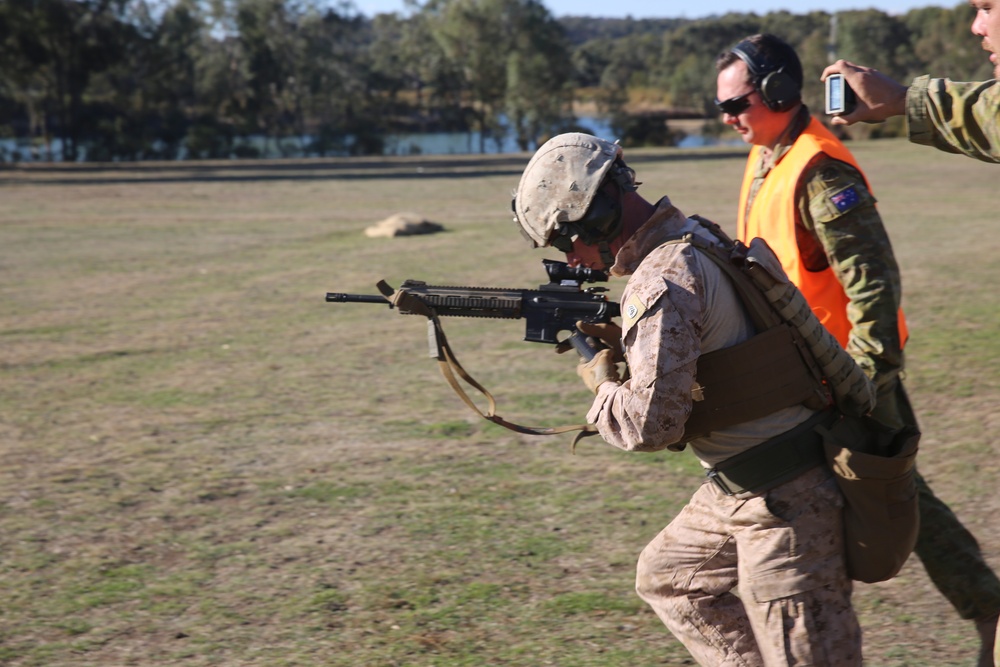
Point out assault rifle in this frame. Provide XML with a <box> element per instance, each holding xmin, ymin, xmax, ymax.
<box><xmin>326</xmin><ymin>259</ymin><xmax>620</xmax><ymax>439</ymax></box>
<box><xmin>326</xmin><ymin>259</ymin><xmax>620</xmax><ymax>360</ymax></box>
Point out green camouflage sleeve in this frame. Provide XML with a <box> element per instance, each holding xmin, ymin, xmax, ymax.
<box><xmin>797</xmin><ymin>157</ymin><xmax>904</xmax><ymax>390</ymax></box>
<box><xmin>907</xmin><ymin>75</ymin><xmax>1000</xmax><ymax>163</ymax></box>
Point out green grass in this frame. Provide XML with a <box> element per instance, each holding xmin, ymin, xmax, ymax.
<box><xmin>0</xmin><ymin>141</ymin><xmax>997</xmax><ymax>665</ymax></box>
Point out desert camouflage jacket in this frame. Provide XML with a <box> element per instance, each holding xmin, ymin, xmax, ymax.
<box><xmin>907</xmin><ymin>75</ymin><xmax>1000</xmax><ymax>163</ymax></box>
<box><xmin>587</xmin><ymin>198</ymin><xmax>815</xmax><ymax>465</ymax></box>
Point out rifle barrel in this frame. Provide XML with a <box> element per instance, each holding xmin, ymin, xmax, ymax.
<box><xmin>326</xmin><ymin>293</ymin><xmax>387</xmax><ymax>304</ymax></box>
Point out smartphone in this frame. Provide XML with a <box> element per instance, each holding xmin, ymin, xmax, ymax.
<box><xmin>825</xmin><ymin>74</ymin><xmax>857</xmax><ymax>115</ymax></box>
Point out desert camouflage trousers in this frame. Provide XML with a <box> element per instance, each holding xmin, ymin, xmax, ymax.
<box><xmin>636</xmin><ymin>465</ymin><xmax>861</xmax><ymax>667</ymax></box>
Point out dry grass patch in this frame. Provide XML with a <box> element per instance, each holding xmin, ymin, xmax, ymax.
<box><xmin>1</xmin><ymin>142</ymin><xmax>997</xmax><ymax>666</ymax></box>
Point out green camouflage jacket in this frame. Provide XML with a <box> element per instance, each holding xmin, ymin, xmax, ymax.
<box><xmin>907</xmin><ymin>75</ymin><xmax>1000</xmax><ymax>163</ymax></box>
<box><xmin>746</xmin><ymin>108</ymin><xmax>904</xmax><ymax>395</ymax></box>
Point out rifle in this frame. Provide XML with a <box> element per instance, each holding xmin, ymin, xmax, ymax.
<box><xmin>327</xmin><ymin>259</ymin><xmax>619</xmax><ymax>358</ymax></box>
<box><xmin>326</xmin><ymin>259</ymin><xmax>620</xmax><ymax>439</ymax></box>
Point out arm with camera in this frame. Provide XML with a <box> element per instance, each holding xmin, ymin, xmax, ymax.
<box><xmin>822</xmin><ymin>61</ymin><xmax>1000</xmax><ymax>163</ymax></box>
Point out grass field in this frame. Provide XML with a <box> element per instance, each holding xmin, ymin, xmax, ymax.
<box><xmin>1</xmin><ymin>139</ymin><xmax>998</xmax><ymax>666</ymax></box>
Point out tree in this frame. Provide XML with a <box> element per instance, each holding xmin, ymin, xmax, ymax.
<box><xmin>503</xmin><ymin>0</ymin><xmax>573</xmax><ymax>151</ymax></box>
<box><xmin>655</xmin><ymin>16</ymin><xmax>763</xmax><ymax>112</ymax></box>
<box><xmin>835</xmin><ymin>10</ymin><xmax>914</xmax><ymax>81</ymax></box>
<box><xmin>369</xmin><ymin>10</ymin><xmax>463</xmax><ymax>136</ymax></box>
<box><xmin>0</xmin><ymin>0</ymin><xmax>127</xmax><ymax>161</ymax></box>
<box><xmin>424</xmin><ymin>0</ymin><xmax>509</xmax><ymax>151</ymax></box>
<box><xmin>906</xmin><ymin>4</ymin><xmax>991</xmax><ymax>81</ymax></box>
<box><xmin>297</xmin><ymin>4</ymin><xmax>388</xmax><ymax>155</ymax></box>
<box><xmin>0</xmin><ymin>4</ymin><xmax>992</xmax><ymax>161</ymax></box>
<box><xmin>0</xmin><ymin>0</ymin><xmax>53</xmax><ymax>157</ymax></box>
<box><xmin>230</xmin><ymin>0</ymin><xmax>307</xmax><ymax>153</ymax></box>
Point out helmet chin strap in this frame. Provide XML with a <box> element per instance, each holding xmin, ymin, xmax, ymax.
<box><xmin>597</xmin><ymin>240</ymin><xmax>615</xmax><ymax>267</ymax></box>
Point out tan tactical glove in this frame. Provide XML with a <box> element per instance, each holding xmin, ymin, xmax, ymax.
<box><xmin>555</xmin><ymin>320</ymin><xmax>625</xmax><ymax>363</ymax></box>
<box><xmin>577</xmin><ymin>348</ymin><xmax>621</xmax><ymax>394</ymax></box>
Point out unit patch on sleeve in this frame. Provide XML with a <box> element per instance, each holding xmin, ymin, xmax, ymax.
<box><xmin>829</xmin><ymin>186</ymin><xmax>860</xmax><ymax>213</ymax></box>
<box><xmin>621</xmin><ymin>293</ymin><xmax>648</xmax><ymax>331</ymax></box>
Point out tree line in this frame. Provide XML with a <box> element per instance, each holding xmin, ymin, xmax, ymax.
<box><xmin>0</xmin><ymin>0</ymin><xmax>990</xmax><ymax>162</ymax></box>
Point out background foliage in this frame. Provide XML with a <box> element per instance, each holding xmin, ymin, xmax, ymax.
<box><xmin>0</xmin><ymin>0</ymin><xmax>992</xmax><ymax>160</ymax></box>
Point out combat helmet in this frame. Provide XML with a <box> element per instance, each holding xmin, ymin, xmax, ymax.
<box><xmin>512</xmin><ymin>133</ymin><xmax>637</xmax><ymax>252</ymax></box>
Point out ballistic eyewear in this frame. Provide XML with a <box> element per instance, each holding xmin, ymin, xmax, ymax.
<box><xmin>714</xmin><ymin>90</ymin><xmax>754</xmax><ymax>116</ymax></box>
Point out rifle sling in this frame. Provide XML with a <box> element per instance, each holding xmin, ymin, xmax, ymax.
<box><xmin>380</xmin><ymin>281</ymin><xmax>598</xmax><ymax>447</ymax></box>
<box><xmin>431</xmin><ymin>315</ymin><xmax>599</xmax><ymax>445</ymax></box>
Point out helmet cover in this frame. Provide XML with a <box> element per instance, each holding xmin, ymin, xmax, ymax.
<box><xmin>513</xmin><ymin>133</ymin><xmax>623</xmax><ymax>248</ymax></box>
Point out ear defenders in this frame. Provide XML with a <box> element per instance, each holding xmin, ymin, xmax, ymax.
<box><xmin>730</xmin><ymin>40</ymin><xmax>800</xmax><ymax>112</ymax></box>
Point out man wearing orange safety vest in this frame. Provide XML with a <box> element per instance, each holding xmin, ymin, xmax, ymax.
<box><xmin>716</xmin><ymin>33</ymin><xmax>1000</xmax><ymax>666</ymax></box>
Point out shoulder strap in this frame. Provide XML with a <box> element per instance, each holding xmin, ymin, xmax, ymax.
<box><xmin>657</xmin><ymin>215</ymin><xmax>782</xmax><ymax>333</ymax></box>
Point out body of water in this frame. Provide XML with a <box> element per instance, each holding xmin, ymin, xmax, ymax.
<box><xmin>1</xmin><ymin>117</ymin><xmax>741</xmax><ymax>163</ymax></box>
<box><xmin>381</xmin><ymin>117</ymin><xmax>742</xmax><ymax>155</ymax></box>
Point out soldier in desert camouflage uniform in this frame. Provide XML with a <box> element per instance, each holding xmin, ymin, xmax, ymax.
<box><xmin>718</xmin><ymin>33</ymin><xmax>1000</xmax><ymax>667</ymax></box>
<box><xmin>513</xmin><ymin>132</ymin><xmax>863</xmax><ymax>666</ymax></box>
<box><xmin>822</xmin><ymin>0</ymin><xmax>1000</xmax><ymax>164</ymax></box>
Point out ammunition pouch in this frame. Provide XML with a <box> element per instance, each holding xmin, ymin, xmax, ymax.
<box><xmin>743</xmin><ymin>240</ymin><xmax>876</xmax><ymax>417</ymax></box>
<box><xmin>706</xmin><ymin>409</ymin><xmax>835</xmax><ymax>496</ymax></box>
<box><xmin>675</xmin><ymin>217</ymin><xmax>916</xmax><ymax>584</ymax></box>
<box><xmin>818</xmin><ymin>415</ymin><xmax>920</xmax><ymax>583</ymax></box>
<box><xmin>707</xmin><ymin>409</ymin><xmax>920</xmax><ymax>583</ymax></box>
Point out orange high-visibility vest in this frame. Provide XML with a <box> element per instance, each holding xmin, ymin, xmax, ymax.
<box><xmin>737</xmin><ymin>118</ymin><xmax>907</xmax><ymax>349</ymax></box>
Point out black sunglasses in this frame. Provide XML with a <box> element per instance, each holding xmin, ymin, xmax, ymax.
<box><xmin>714</xmin><ymin>90</ymin><xmax>754</xmax><ymax>116</ymax></box>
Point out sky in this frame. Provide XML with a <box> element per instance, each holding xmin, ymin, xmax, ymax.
<box><xmin>349</xmin><ymin>0</ymin><xmax>958</xmax><ymax>20</ymax></box>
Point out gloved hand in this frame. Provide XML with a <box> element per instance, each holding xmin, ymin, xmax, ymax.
<box><xmin>577</xmin><ymin>348</ymin><xmax>621</xmax><ymax>394</ymax></box>
<box><xmin>555</xmin><ymin>320</ymin><xmax>625</xmax><ymax>363</ymax></box>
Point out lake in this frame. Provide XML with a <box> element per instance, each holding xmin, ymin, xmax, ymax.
<box><xmin>0</xmin><ymin>117</ymin><xmax>742</xmax><ymax>162</ymax></box>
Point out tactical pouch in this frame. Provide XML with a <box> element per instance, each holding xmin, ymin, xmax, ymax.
<box><xmin>817</xmin><ymin>415</ymin><xmax>920</xmax><ymax>584</ymax></box>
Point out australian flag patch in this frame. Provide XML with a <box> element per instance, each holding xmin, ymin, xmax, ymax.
<box><xmin>830</xmin><ymin>186</ymin><xmax>860</xmax><ymax>213</ymax></box>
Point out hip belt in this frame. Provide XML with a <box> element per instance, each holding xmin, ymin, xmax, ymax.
<box><xmin>706</xmin><ymin>409</ymin><xmax>837</xmax><ymax>496</ymax></box>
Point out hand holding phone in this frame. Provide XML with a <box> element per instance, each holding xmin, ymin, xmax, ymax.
<box><xmin>825</xmin><ymin>74</ymin><xmax>857</xmax><ymax>116</ymax></box>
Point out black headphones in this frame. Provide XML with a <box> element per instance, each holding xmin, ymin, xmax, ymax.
<box><xmin>730</xmin><ymin>39</ymin><xmax>801</xmax><ymax>112</ymax></box>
